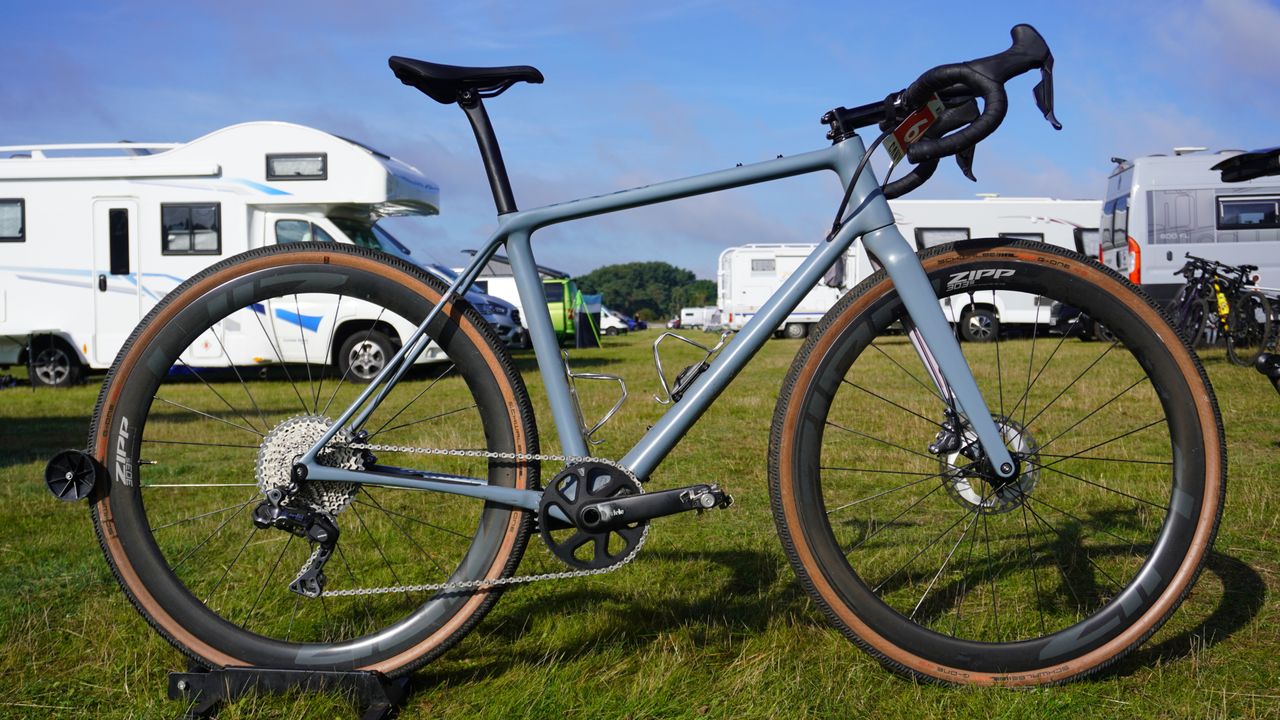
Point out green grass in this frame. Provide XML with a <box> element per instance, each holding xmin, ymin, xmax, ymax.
<box><xmin>1</xmin><ymin>329</ymin><xmax>1278</xmax><ymax>719</ymax></box>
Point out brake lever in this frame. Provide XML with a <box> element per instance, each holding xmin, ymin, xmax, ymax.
<box><xmin>1033</xmin><ymin>53</ymin><xmax>1062</xmax><ymax>130</ymax></box>
<box><xmin>956</xmin><ymin>145</ymin><xmax>977</xmax><ymax>182</ymax></box>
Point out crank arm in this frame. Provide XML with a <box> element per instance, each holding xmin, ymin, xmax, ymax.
<box><xmin>300</xmin><ymin>462</ymin><xmax>566</xmax><ymax>521</ymax></box>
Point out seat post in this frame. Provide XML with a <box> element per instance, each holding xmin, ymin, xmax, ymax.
<box><xmin>458</xmin><ymin>90</ymin><xmax>517</xmax><ymax>214</ymax></box>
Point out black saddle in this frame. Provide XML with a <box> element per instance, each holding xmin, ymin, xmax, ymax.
<box><xmin>388</xmin><ymin>56</ymin><xmax>543</xmax><ymax>105</ymax></box>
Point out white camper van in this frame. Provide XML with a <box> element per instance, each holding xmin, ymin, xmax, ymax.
<box><xmin>1099</xmin><ymin>149</ymin><xmax>1280</xmax><ymax>305</ymax></box>
<box><xmin>718</xmin><ymin>197</ymin><xmax>1101</xmax><ymax>340</ymax></box>
<box><xmin>0</xmin><ymin>121</ymin><xmax>449</xmax><ymax>386</ymax></box>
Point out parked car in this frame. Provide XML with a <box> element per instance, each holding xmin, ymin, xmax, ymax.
<box><xmin>600</xmin><ymin>307</ymin><xmax>631</xmax><ymax>335</ymax></box>
<box><xmin>1048</xmin><ymin>301</ymin><xmax>1115</xmax><ymax>342</ymax></box>
<box><xmin>666</xmin><ymin>317</ymin><xmax>681</xmax><ymax>329</ymax></box>
<box><xmin>425</xmin><ymin>264</ymin><xmax>527</xmax><ymax>348</ymax></box>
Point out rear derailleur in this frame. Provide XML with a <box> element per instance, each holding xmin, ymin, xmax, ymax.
<box><xmin>251</xmin><ymin>487</ymin><xmax>338</xmax><ymax>598</ymax></box>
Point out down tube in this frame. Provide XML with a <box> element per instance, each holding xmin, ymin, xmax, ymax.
<box><xmin>620</xmin><ymin>215</ymin><xmax>884</xmax><ymax>480</ymax></box>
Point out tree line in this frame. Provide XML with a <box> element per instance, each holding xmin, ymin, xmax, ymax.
<box><xmin>574</xmin><ymin>262</ymin><xmax>716</xmax><ymax>321</ymax></box>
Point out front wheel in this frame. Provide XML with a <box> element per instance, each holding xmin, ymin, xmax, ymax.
<box><xmin>88</xmin><ymin>244</ymin><xmax>538</xmax><ymax>677</ymax></box>
<box><xmin>769</xmin><ymin>240</ymin><xmax>1225</xmax><ymax>686</ymax></box>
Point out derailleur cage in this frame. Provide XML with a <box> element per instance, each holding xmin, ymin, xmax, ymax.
<box><xmin>252</xmin><ymin>491</ymin><xmax>340</xmax><ymax>598</ymax></box>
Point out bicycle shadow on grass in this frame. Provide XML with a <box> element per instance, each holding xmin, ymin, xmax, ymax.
<box><xmin>412</xmin><ymin>547</ymin><xmax>814</xmax><ymax>687</ymax></box>
<box><xmin>1104</xmin><ymin>551</ymin><xmax>1266</xmax><ymax>679</ymax></box>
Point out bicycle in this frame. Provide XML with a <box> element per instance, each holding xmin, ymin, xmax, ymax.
<box><xmin>1169</xmin><ymin>253</ymin><xmax>1274</xmax><ymax>366</ymax></box>
<box><xmin>63</xmin><ymin>25</ymin><xmax>1226</xmax><ymax>687</ymax></box>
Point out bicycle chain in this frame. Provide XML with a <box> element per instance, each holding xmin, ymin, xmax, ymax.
<box><xmin>316</xmin><ymin>442</ymin><xmax>649</xmax><ymax>598</ymax></box>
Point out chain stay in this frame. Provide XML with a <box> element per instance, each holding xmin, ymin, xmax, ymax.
<box><xmin>317</xmin><ymin>442</ymin><xmax>648</xmax><ymax>598</ymax></box>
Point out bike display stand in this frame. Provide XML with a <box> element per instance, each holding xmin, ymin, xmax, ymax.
<box><xmin>168</xmin><ymin>663</ymin><xmax>409</xmax><ymax>720</ymax></box>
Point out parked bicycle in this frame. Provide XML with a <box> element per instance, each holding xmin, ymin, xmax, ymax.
<box><xmin>1168</xmin><ymin>253</ymin><xmax>1274</xmax><ymax>366</ymax></box>
<box><xmin>48</xmin><ymin>25</ymin><xmax>1226</xmax><ymax>687</ymax></box>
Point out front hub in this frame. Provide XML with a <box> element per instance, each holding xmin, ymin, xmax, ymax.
<box><xmin>940</xmin><ymin>416</ymin><xmax>1039</xmax><ymax>515</ymax></box>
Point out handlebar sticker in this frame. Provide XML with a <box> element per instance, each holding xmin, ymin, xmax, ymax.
<box><xmin>883</xmin><ymin>95</ymin><xmax>946</xmax><ymax>163</ymax></box>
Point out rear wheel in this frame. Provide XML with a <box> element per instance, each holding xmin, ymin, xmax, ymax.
<box><xmin>88</xmin><ymin>244</ymin><xmax>538</xmax><ymax>676</ymax></box>
<box><xmin>770</xmin><ymin>241</ymin><xmax>1224</xmax><ymax>686</ymax></box>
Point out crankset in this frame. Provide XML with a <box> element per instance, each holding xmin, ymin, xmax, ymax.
<box><xmin>538</xmin><ymin>461</ymin><xmax>734</xmax><ymax>571</ymax></box>
<box><xmin>539</xmin><ymin>462</ymin><xmax>647</xmax><ymax>570</ymax></box>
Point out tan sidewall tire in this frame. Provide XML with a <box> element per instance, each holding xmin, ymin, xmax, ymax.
<box><xmin>87</xmin><ymin>246</ymin><xmax>536</xmax><ymax>676</ymax></box>
<box><xmin>771</xmin><ymin>242</ymin><xmax>1224</xmax><ymax>686</ymax></box>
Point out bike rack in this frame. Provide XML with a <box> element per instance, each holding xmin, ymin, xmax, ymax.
<box><xmin>169</xmin><ymin>664</ymin><xmax>408</xmax><ymax>720</ymax></box>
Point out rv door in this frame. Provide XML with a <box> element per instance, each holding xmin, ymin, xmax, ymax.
<box><xmin>91</xmin><ymin>199</ymin><xmax>140</xmax><ymax>366</ymax></box>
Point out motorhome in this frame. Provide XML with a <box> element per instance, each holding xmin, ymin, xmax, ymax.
<box><xmin>1099</xmin><ymin>149</ymin><xmax>1280</xmax><ymax>304</ymax></box>
<box><xmin>0</xmin><ymin>121</ymin><xmax>451</xmax><ymax>386</ymax></box>
<box><xmin>679</xmin><ymin>306</ymin><xmax>722</xmax><ymax>331</ymax></box>
<box><xmin>718</xmin><ymin>197</ymin><xmax>1101</xmax><ymax>340</ymax></box>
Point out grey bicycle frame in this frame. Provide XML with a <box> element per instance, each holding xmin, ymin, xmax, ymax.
<box><xmin>299</xmin><ymin>134</ymin><xmax>1017</xmax><ymax>509</ymax></box>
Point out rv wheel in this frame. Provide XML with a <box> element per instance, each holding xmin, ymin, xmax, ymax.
<box><xmin>29</xmin><ymin>337</ymin><xmax>82</xmax><ymax>388</ymax></box>
<box><xmin>783</xmin><ymin>323</ymin><xmax>808</xmax><ymax>339</ymax></box>
<box><xmin>959</xmin><ymin>308</ymin><xmax>999</xmax><ymax>342</ymax></box>
<box><xmin>338</xmin><ymin>329</ymin><xmax>397</xmax><ymax>383</ymax></box>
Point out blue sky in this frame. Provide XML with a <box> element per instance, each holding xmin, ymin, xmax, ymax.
<box><xmin>4</xmin><ymin>1</ymin><xmax>1279</xmax><ymax>277</ymax></box>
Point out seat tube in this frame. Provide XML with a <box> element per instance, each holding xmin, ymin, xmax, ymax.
<box><xmin>860</xmin><ymin>224</ymin><xmax>1017</xmax><ymax>479</ymax></box>
<box><xmin>505</xmin><ymin>231</ymin><xmax>590</xmax><ymax>457</ymax></box>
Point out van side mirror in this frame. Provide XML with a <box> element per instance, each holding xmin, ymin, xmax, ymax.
<box><xmin>1212</xmin><ymin>147</ymin><xmax>1280</xmax><ymax>183</ymax></box>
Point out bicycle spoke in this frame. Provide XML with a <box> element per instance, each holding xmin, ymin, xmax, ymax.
<box><xmin>321</xmin><ymin>308</ymin><xmax>386</xmax><ymax>417</ymax></box>
<box><xmin>825</xmin><ymin>420</ymin><xmax>959</xmax><ymax>468</ymax></box>
<box><xmin>204</xmin><ymin>526</ymin><xmax>258</xmax><ymax>605</ymax></box>
<box><xmin>1021</xmin><ymin>340</ymin><xmax>1118</xmax><ymax>431</ymax></box>
<box><xmin>348</xmin><ymin>502</ymin><xmax>405</xmax><ymax>587</ymax></box>
<box><xmin>175</xmin><ymin>358</ymin><xmax>265</xmax><ymax>435</ymax></box>
<box><xmin>153</xmin><ymin>499</ymin><xmax>260</xmax><ymax>532</ymax></box>
<box><xmin>376</xmin><ymin>404</ymin><xmax>478</xmax><ymax>437</ymax></box>
<box><xmin>209</xmin><ymin>323</ymin><xmax>270</xmax><ymax>433</ymax></box>
<box><xmin>909</xmin><ymin>503</ymin><xmax>982</xmax><ymax>620</ymax></box>
<box><xmin>873</xmin><ymin>503</ymin><xmax>976</xmax><ymax>593</ymax></box>
<box><xmin>368</xmin><ymin>362</ymin><xmax>457</xmax><ymax>439</ymax></box>
<box><xmin>1007</xmin><ymin>315</ymin><xmax>1075</xmax><ymax>425</ymax></box>
<box><xmin>1020</xmin><ymin>501</ymin><xmax>1047</xmax><ymax>636</ymax></box>
<box><xmin>358</xmin><ymin>489</ymin><xmax>453</xmax><ymax>578</ymax></box>
<box><xmin>243</xmin><ymin>534</ymin><xmax>293</xmax><ymax>630</ymax></box>
<box><xmin>153</xmin><ymin>396</ymin><xmax>263</xmax><ymax>438</ymax></box>
<box><xmin>1036</xmin><ymin>374</ymin><xmax>1151</xmax><ymax>453</ymax></box>
<box><xmin>1023</xmin><ymin>500</ymin><xmax>1123</xmax><ymax>594</ymax></box>
<box><xmin>1037</xmin><ymin>418</ymin><xmax>1167</xmax><ymax>471</ymax></box>
<box><xmin>169</xmin><ymin>493</ymin><xmax>260</xmax><ymax>573</ymax></box>
<box><xmin>294</xmin><ymin>294</ymin><xmax>317</xmax><ymax>413</ymax></box>
<box><xmin>352</xmin><ymin>497</ymin><xmax>472</xmax><ymax>540</ymax></box>
<box><xmin>841</xmin><ymin>378</ymin><xmax>943</xmax><ymax>429</ymax></box>
<box><xmin>144</xmin><ymin>438</ymin><xmax>260</xmax><ymax>450</ymax></box>
<box><xmin>251</xmin><ymin>301</ymin><xmax>310</xmax><ymax>414</ymax></box>
<box><xmin>1024</xmin><ymin>459</ymin><xmax>1166</xmax><ymax>510</ymax></box>
<box><xmin>844</xmin><ymin>482</ymin><xmax>946</xmax><ymax>556</ymax></box>
<box><xmin>869</xmin><ymin>342</ymin><xmax>944</xmax><ymax>403</ymax></box>
<box><xmin>313</xmin><ymin>294</ymin><xmax>343</xmax><ymax>413</ymax></box>
<box><xmin>825</xmin><ymin>467</ymin><xmax>958</xmax><ymax>515</ymax></box>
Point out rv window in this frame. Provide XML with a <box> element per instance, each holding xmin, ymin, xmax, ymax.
<box><xmin>275</xmin><ymin>220</ymin><xmax>336</xmax><ymax>244</ymax></box>
<box><xmin>1217</xmin><ymin>196</ymin><xmax>1280</xmax><ymax>230</ymax></box>
<box><xmin>162</xmin><ymin>203</ymin><xmax>221</xmax><ymax>255</ymax></box>
<box><xmin>109</xmin><ymin>209</ymin><xmax>129</xmax><ymax>275</ymax></box>
<box><xmin>750</xmin><ymin>258</ymin><xmax>776</xmax><ymax>273</ymax></box>
<box><xmin>544</xmin><ymin>282</ymin><xmax>564</xmax><ymax>304</ymax></box>
<box><xmin>266</xmin><ymin>153</ymin><xmax>327</xmax><ymax>180</ymax></box>
<box><xmin>1074</xmin><ymin>228</ymin><xmax>1101</xmax><ymax>257</ymax></box>
<box><xmin>0</xmin><ymin>199</ymin><xmax>23</xmax><ymax>242</ymax></box>
<box><xmin>999</xmin><ymin>232</ymin><xmax>1044</xmax><ymax>242</ymax></box>
<box><xmin>914</xmin><ymin>227</ymin><xmax>969</xmax><ymax>250</ymax></box>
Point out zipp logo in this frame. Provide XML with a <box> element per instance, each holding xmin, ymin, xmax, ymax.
<box><xmin>115</xmin><ymin>416</ymin><xmax>133</xmax><ymax>486</ymax></box>
<box><xmin>946</xmin><ymin>268</ymin><xmax>1014</xmax><ymax>291</ymax></box>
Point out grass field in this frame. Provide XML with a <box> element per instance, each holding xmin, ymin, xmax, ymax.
<box><xmin>1</xmin><ymin>329</ymin><xmax>1277</xmax><ymax>719</ymax></box>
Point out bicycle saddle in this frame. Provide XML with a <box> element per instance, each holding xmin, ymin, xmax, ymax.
<box><xmin>389</xmin><ymin>56</ymin><xmax>543</xmax><ymax>104</ymax></box>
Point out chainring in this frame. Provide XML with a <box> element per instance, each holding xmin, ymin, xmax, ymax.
<box><xmin>538</xmin><ymin>461</ymin><xmax>647</xmax><ymax>570</ymax></box>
